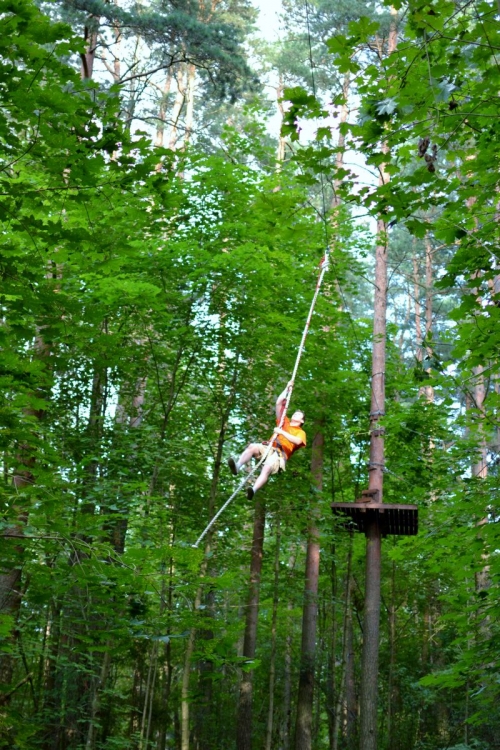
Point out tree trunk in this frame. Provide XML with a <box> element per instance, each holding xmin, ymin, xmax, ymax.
<box><xmin>106</xmin><ymin>373</ymin><xmax>147</xmax><ymax>554</ymax></box>
<box><xmin>81</xmin><ymin>22</ymin><xmax>99</xmax><ymax>80</ymax></box>
<box><xmin>139</xmin><ymin>644</ymin><xmax>159</xmax><ymax>750</ymax></box>
<box><xmin>194</xmin><ymin>585</ymin><xmax>215</xmax><ymax>750</ymax></box>
<box><xmin>423</xmin><ymin>234</ymin><xmax>435</xmax><ymax>401</ymax></box>
<box><xmin>345</xmin><ymin>596</ymin><xmax>357</xmax><ymax>748</ymax></box>
<box><xmin>327</xmin><ymin>545</ymin><xmax>337</xmax><ymax>750</ymax></box>
<box><xmin>183</xmin><ymin>64</ymin><xmax>196</xmax><ymax>147</ymax></box>
<box><xmin>294</xmin><ymin>427</ymin><xmax>323</xmax><ymax>750</ymax></box>
<box><xmin>358</xmin><ymin>200</ymin><xmax>387</xmax><ymax>750</ymax></box>
<box><xmin>359</xmin><ymin>14</ymin><xmax>397</xmax><ymax>750</ymax></box>
<box><xmin>169</xmin><ymin>65</ymin><xmax>187</xmax><ymax>150</ymax></box>
<box><xmin>155</xmin><ymin>72</ymin><xmax>173</xmax><ymax>148</ymax></box>
<box><xmin>276</xmin><ymin>76</ymin><xmax>286</xmax><ymax>165</ymax></box>
<box><xmin>265</xmin><ymin>519</ymin><xmax>281</xmax><ymax>750</ymax></box>
<box><xmin>282</xmin><ymin>599</ymin><xmax>294</xmax><ymax>750</ymax></box>
<box><xmin>332</xmin><ymin>72</ymin><xmax>351</xmax><ymax>208</ymax></box>
<box><xmin>0</xmin><ymin>334</ymin><xmax>48</xmax><ymax>688</ymax></box>
<box><xmin>387</xmin><ymin>563</ymin><xmax>397</xmax><ymax>750</ymax></box>
<box><xmin>236</xmin><ymin>495</ymin><xmax>266</xmax><ymax>750</ymax></box>
<box><xmin>85</xmin><ymin>645</ymin><xmax>112</xmax><ymax>750</ymax></box>
<box><xmin>412</xmin><ymin>245</ymin><xmax>423</xmax><ymax>363</ymax></box>
<box><xmin>333</xmin><ymin>539</ymin><xmax>354</xmax><ymax>750</ymax></box>
<box><xmin>180</xmin><ymin>370</ymin><xmax>237</xmax><ymax>750</ymax></box>
<box><xmin>181</xmin><ymin>589</ymin><xmax>203</xmax><ymax>750</ymax></box>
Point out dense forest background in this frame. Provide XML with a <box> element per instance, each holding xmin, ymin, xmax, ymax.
<box><xmin>1</xmin><ymin>0</ymin><xmax>499</xmax><ymax>748</ymax></box>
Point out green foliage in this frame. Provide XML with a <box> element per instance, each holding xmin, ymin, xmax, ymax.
<box><xmin>277</xmin><ymin>0</ymin><xmax>500</xmax><ymax>742</ymax></box>
<box><xmin>1</xmin><ymin>0</ymin><xmax>500</xmax><ymax>748</ymax></box>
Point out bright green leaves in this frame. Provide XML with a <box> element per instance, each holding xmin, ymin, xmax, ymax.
<box><xmin>327</xmin><ymin>17</ymin><xmax>380</xmax><ymax>73</ymax></box>
<box><xmin>281</xmin><ymin>87</ymin><xmax>328</xmax><ymax>141</ymax></box>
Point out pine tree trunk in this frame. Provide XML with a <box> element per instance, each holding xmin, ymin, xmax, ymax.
<box><xmin>359</xmin><ymin>205</ymin><xmax>387</xmax><ymax>750</ymax></box>
<box><xmin>424</xmin><ymin>236</ymin><xmax>435</xmax><ymax>400</ymax></box>
<box><xmin>345</xmin><ymin>598</ymin><xmax>357</xmax><ymax>748</ymax></box>
<box><xmin>282</xmin><ymin>599</ymin><xmax>294</xmax><ymax>750</ymax></box>
<box><xmin>332</xmin><ymin>72</ymin><xmax>351</xmax><ymax>208</ymax></box>
<box><xmin>276</xmin><ymin>76</ymin><xmax>286</xmax><ymax>165</ymax></box>
<box><xmin>413</xmin><ymin>246</ymin><xmax>423</xmax><ymax>362</ymax></box>
<box><xmin>181</xmin><ymin>590</ymin><xmax>202</xmax><ymax>750</ymax></box>
<box><xmin>359</xmin><ymin>14</ymin><xmax>398</xmax><ymax>750</ymax></box>
<box><xmin>183</xmin><ymin>65</ymin><xmax>196</xmax><ymax>147</ymax></box>
<box><xmin>333</xmin><ymin>539</ymin><xmax>354</xmax><ymax>750</ymax></box>
<box><xmin>294</xmin><ymin>427</ymin><xmax>323</xmax><ymax>750</ymax></box>
<box><xmin>155</xmin><ymin>72</ymin><xmax>173</xmax><ymax>148</ymax></box>
<box><xmin>81</xmin><ymin>23</ymin><xmax>99</xmax><ymax>79</ymax></box>
<box><xmin>85</xmin><ymin>646</ymin><xmax>112</xmax><ymax>750</ymax></box>
<box><xmin>387</xmin><ymin>563</ymin><xmax>397</xmax><ymax>750</ymax></box>
<box><xmin>139</xmin><ymin>644</ymin><xmax>159</xmax><ymax>750</ymax></box>
<box><xmin>180</xmin><ymin>373</ymin><xmax>237</xmax><ymax>750</ymax></box>
<box><xmin>194</xmin><ymin>586</ymin><xmax>215</xmax><ymax>750</ymax></box>
<box><xmin>236</xmin><ymin>496</ymin><xmax>266</xmax><ymax>750</ymax></box>
<box><xmin>0</xmin><ymin>334</ymin><xmax>48</xmax><ymax>688</ymax></box>
<box><xmin>327</xmin><ymin>546</ymin><xmax>337</xmax><ymax>750</ymax></box>
<box><xmin>169</xmin><ymin>66</ymin><xmax>186</xmax><ymax>150</ymax></box>
<box><xmin>265</xmin><ymin>519</ymin><xmax>281</xmax><ymax>750</ymax></box>
<box><xmin>471</xmin><ymin>367</ymin><xmax>487</xmax><ymax>479</ymax></box>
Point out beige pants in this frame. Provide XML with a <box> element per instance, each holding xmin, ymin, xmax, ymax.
<box><xmin>256</xmin><ymin>444</ymin><xmax>286</xmax><ymax>475</ymax></box>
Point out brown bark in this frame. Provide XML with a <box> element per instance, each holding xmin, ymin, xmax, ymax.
<box><xmin>0</xmin><ymin>489</ymin><xmax>28</xmax><ymax>687</ymax></box>
<box><xmin>40</xmin><ymin>601</ymin><xmax>63</xmax><ymax>750</ymax></box>
<box><xmin>82</xmin><ymin>365</ymin><xmax>107</xmax><ymax>508</ymax></box>
<box><xmin>139</xmin><ymin>644</ymin><xmax>159</xmax><ymax>750</ymax></box>
<box><xmin>282</xmin><ymin>600</ymin><xmax>294</xmax><ymax>750</ymax></box>
<box><xmin>345</xmin><ymin>597</ymin><xmax>357</xmax><ymax>747</ymax></box>
<box><xmin>294</xmin><ymin>427</ymin><xmax>323</xmax><ymax>750</ymax></box>
<box><xmin>359</xmin><ymin>202</ymin><xmax>387</xmax><ymax>750</ymax></box>
<box><xmin>332</xmin><ymin>73</ymin><xmax>351</xmax><ymax>209</ymax></box>
<box><xmin>265</xmin><ymin>519</ymin><xmax>281</xmax><ymax>750</ymax></box>
<box><xmin>169</xmin><ymin>66</ymin><xmax>187</xmax><ymax>150</ymax></box>
<box><xmin>333</xmin><ymin>539</ymin><xmax>354</xmax><ymax>750</ymax></box>
<box><xmin>276</xmin><ymin>76</ymin><xmax>286</xmax><ymax>165</ymax></box>
<box><xmin>471</xmin><ymin>366</ymin><xmax>487</xmax><ymax>479</ymax></box>
<box><xmin>0</xmin><ymin>334</ymin><xmax>48</xmax><ymax>687</ymax></box>
<box><xmin>194</xmin><ymin>586</ymin><xmax>215</xmax><ymax>750</ymax></box>
<box><xmin>85</xmin><ymin>646</ymin><xmax>112</xmax><ymax>750</ymax></box>
<box><xmin>236</xmin><ymin>496</ymin><xmax>266</xmax><ymax>750</ymax></box>
<box><xmin>106</xmin><ymin>374</ymin><xmax>147</xmax><ymax>554</ymax></box>
<box><xmin>183</xmin><ymin>65</ymin><xmax>196</xmax><ymax>147</ymax></box>
<box><xmin>423</xmin><ymin>234</ymin><xmax>435</xmax><ymax>402</ymax></box>
<box><xmin>81</xmin><ymin>23</ymin><xmax>99</xmax><ymax>80</ymax></box>
<box><xmin>99</xmin><ymin>19</ymin><xmax>122</xmax><ymax>84</ymax></box>
<box><xmin>413</xmin><ymin>247</ymin><xmax>423</xmax><ymax>362</ymax></box>
<box><xmin>387</xmin><ymin>563</ymin><xmax>397</xmax><ymax>750</ymax></box>
<box><xmin>155</xmin><ymin>72</ymin><xmax>173</xmax><ymax>148</ymax></box>
<box><xmin>124</xmin><ymin>35</ymin><xmax>141</xmax><ymax>130</ymax></box>
<box><xmin>181</xmin><ymin>369</ymin><xmax>237</xmax><ymax>750</ymax></box>
<box><xmin>359</xmin><ymin>12</ymin><xmax>398</xmax><ymax>750</ymax></box>
<box><xmin>180</xmin><ymin>562</ymin><xmax>213</xmax><ymax>749</ymax></box>
<box><xmin>327</xmin><ymin>546</ymin><xmax>337</xmax><ymax>750</ymax></box>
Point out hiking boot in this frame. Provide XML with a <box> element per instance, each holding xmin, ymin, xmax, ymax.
<box><xmin>246</xmin><ymin>486</ymin><xmax>254</xmax><ymax>500</ymax></box>
<box><xmin>227</xmin><ymin>457</ymin><xmax>239</xmax><ymax>476</ymax></box>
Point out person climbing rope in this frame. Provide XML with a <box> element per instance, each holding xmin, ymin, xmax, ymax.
<box><xmin>227</xmin><ymin>381</ymin><xmax>307</xmax><ymax>499</ymax></box>
<box><xmin>193</xmin><ymin>252</ymin><xmax>328</xmax><ymax>548</ymax></box>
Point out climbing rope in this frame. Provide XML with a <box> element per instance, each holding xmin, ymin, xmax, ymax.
<box><xmin>192</xmin><ymin>253</ymin><xmax>330</xmax><ymax>549</ymax></box>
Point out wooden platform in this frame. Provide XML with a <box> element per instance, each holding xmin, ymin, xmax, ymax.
<box><xmin>331</xmin><ymin>502</ymin><xmax>418</xmax><ymax>536</ymax></box>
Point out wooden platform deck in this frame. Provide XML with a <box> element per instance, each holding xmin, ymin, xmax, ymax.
<box><xmin>331</xmin><ymin>502</ymin><xmax>418</xmax><ymax>536</ymax></box>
